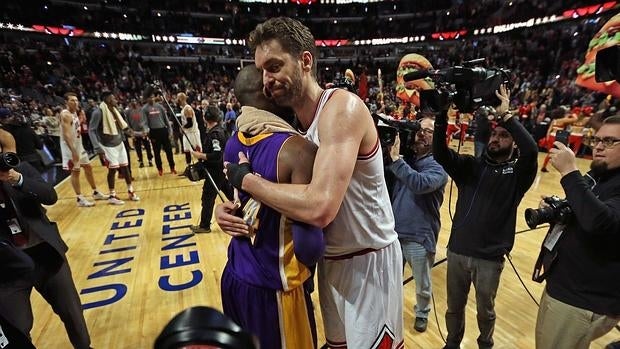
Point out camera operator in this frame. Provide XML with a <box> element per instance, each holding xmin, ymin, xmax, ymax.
<box><xmin>534</xmin><ymin>116</ymin><xmax>620</xmax><ymax>349</ymax></box>
<box><xmin>432</xmin><ymin>85</ymin><xmax>538</xmax><ymax>349</ymax></box>
<box><xmin>385</xmin><ymin>117</ymin><xmax>448</xmax><ymax>333</ymax></box>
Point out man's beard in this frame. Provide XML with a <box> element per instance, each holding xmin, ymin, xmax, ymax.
<box><xmin>272</xmin><ymin>68</ymin><xmax>303</xmax><ymax>107</ymax></box>
<box><xmin>590</xmin><ymin>159</ymin><xmax>609</xmax><ymax>176</ymax></box>
<box><xmin>487</xmin><ymin>143</ymin><xmax>513</xmax><ymax>159</ymax></box>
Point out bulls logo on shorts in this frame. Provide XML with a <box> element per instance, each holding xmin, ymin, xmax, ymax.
<box><xmin>370</xmin><ymin>324</ymin><xmax>403</xmax><ymax>349</ymax></box>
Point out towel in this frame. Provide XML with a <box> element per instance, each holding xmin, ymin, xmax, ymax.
<box><xmin>100</xmin><ymin>102</ymin><xmax>128</xmax><ymax>135</ymax></box>
<box><xmin>236</xmin><ymin>106</ymin><xmax>298</xmax><ymax>136</ymax></box>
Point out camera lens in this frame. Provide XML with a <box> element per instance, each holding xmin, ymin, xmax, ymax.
<box><xmin>525</xmin><ymin>206</ymin><xmax>554</xmax><ymax>229</ymax></box>
<box><xmin>0</xmin><ymin>152</ymin><xmax>20</xmax><ymax>171</ymax></box>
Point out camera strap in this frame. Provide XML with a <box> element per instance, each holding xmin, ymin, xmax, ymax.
<box><xmin>532</xmin><ymin>223</ymin><xmax>565</xmax><ymax>283</ymax></box>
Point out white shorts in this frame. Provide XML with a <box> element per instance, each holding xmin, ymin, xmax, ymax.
<box><xmin>101</xmin><ymin>143</ymin><xmax>128</xmax><ymax>168</ymax></box>
<box><xmin>318</xmin><ymin>240</ymin><xmax>404</xmax><ymax>349</ymax></box>
<box><xmin>61</xmin><ymin>141</ymin><xmax>90</xmax><ymax>171</ymax></box>
<box><xmin>182</xmin><ymin>131</ymin><xmax>202</xmax><ymax>152</ymax></box>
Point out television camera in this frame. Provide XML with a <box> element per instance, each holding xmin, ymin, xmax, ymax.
<box><xmin>404</xmin><ymin>59</ymin><xmax>511</xmax><ymax>114</ymax></box>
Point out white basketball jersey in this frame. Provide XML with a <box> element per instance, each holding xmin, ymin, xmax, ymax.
<box><xmin>305</xmin><ymin>89</ymin><xmax>397</xmax><ymax>257</ymax></box>
<box><xmin>60</xmin><ymin>110</ymin><xmax>81</xmax><ymax>145</ymax></box>
<box><xmin>181</xmin><ymin>105</ymin><xmax>199</xmax><ymax>134</ymax></box>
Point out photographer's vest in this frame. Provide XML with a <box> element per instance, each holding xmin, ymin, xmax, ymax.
<box><xmin>305</xmin><ymin>88</ymin><xmax>397</xmax><ymax>257</ymax></box>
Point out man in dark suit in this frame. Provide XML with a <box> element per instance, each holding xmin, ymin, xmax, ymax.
<box><xmin>0</xmin><ymin>128</ymin><xmax>91</xmax><ymax>348</ymax></box>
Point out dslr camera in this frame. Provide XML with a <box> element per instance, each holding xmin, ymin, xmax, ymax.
<box><xmin>0</xmin><ymin>152</ymin><xmax>19</xmax><ymax>171</ymax></box>
<box><xmin>524</xmin><ymin>195</ymin><xmax>573</xmax><ymax>229</ymax></box>
<box><xmin>405</xmin><ymin>58</ymin><xmax>511</xmax><ymax>113</ymax></box>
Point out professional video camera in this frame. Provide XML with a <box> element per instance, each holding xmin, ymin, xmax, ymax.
<box><xmin>595</xmin><ymin>45</ymin><xmax>619</xmax><ymax>83</ymax></box>
<box><xmin>524</xmin><ymin>195</ymin><xmax>573</xmax><ymax>229</ymax></box>
<box><xmin>374</xmin><ymin>113</ymin><xmax>421</xmax><ymax>158</ymax></box>
<box><xmin>405</xmin><ymin>59</ymin><xmax>511</xmax><ymax>113</ymax></box>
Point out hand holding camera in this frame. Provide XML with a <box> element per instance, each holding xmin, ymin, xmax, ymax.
<box><xmin>0</xmin><ymin>168</ymin><xmax>22</xmax><ymax>186</ymax></box>
<box><xmin>548</xmin><ymin>141</ymin><xmax>578</xmax><ymax>176</ymax></box>
<box><xmin>389</xmin><ymin>134</ymin><xmax>401</xmax><ymax>162</ymax></box>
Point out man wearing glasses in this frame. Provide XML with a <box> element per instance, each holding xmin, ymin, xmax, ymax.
<box><xmin>386</xmin><ymin>117</ymin><xmax>448</xmax><ymax>333</ymax></box>
<box><xmin>535</xmin><ymin>115</ymin><xmax>620</xmax><ymax>349</ymax></box>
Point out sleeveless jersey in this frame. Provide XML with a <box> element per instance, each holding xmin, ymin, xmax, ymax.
<box><xmin>224</xmin><ymin>131</ymin><xmax>312</xmax><ymax>291</ymax></box>
<box><xmin>60</xmin><ymin>110</ymin><xmax>82</xmax><ymax>149</ymax></box>
<box><xmin>305</xmin><ymin>88</ymin><xmax>397</xmax><ymax>257</ymax></box>
<box><xmin>181</xmin><ymin>104</ymin><xmax>200</xmax><ymax>134</ymax></box>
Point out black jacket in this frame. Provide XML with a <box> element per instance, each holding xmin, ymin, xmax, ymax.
<box><xmin>433</xmin><ymin>116</ymin><xmax>538</xmax><ymax>260</ymax></box>
<box><xmin>546</xmin><ymin>168</ymin><xmax>620</xmax><ymax>316</ymax></box>
<box><xmin>0</xmin><ymin>161</ymin><xmax>65</xmax><ymax>283</ymax></box>
<box><xmin>201</xmin><ymin>123</ymin><xmax>229</xmax><ymax>188</ymax></box>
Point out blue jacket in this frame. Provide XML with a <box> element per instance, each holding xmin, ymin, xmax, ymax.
<box><xmin>388</xmin><ymin>154</ymin><xmax>448</xmax><ymax>253</ymax></box>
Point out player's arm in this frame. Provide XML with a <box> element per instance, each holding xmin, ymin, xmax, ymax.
<box><xmin>237</xmin><ymin>92</ymin><xmax>365</xmax><ymax>228</ymax></box>
<box><xmin>183</xmin><ymin>106</ymin><xmax>194</xmax><ymax>128</ymax></box>
<box><xmin>279</xmin><ymin>135</ymin><xmax>324</xmax><ymax>266</ymax></box>
<box><xmin>60</xmin><ymin>111</ymin><xmax>79</xmax><ymax>163</ymax></box>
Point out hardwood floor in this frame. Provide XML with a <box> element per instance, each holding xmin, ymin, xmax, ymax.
<box><xmin>30</xmin><ymin>144</ymin><xmax>619</xmax><ymax>348</ymax></box>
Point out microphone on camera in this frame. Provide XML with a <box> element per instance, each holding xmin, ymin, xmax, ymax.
<box><xmin>403</xmin><ymin>69</ymin><xmax>438</xmax><ymax>82</ymax></box>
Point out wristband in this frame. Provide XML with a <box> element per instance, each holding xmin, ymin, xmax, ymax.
<box><xmin>226</xmin><ymin>162</ymin><xmax>252</xmax><ymax>190</ymax></box>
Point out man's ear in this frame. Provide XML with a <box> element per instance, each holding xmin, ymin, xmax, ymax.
<box><xmin>301</xmin><ymin>51</ymin><xmax>313</xmax><ymax>73</ymax></box>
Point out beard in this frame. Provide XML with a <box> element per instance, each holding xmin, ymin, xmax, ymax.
<box><xmin>271</xmin><ymin>67</ymin><xmax>303</xmax><ymax>107</ymax></box>
<box><xmin>486</xmin><ymin>143</ymin><xmax>513</xmax><ymax>159</ymax></box>
<box><xmin>590</xmin><ymin>159</ymin><xmax>609</xmax><ymax>176</ymax></box>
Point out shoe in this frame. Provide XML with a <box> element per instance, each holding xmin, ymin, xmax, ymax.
<box><xmin>414</xmin><ymin>317</ymin><xmax>427</xmax><ymax>332</ymax></box>
<box><xmin>92</xmin><ymin>191</ymin><xmax>107</xmax><ymax>200</ymax></box>
<box><xmin>190</xmin><ymin>225</ymin><xmax>211</xmax><ymax>234</ymax></box>
<box><xmin>158</xmin><ymin>169</ymin><xmax>163</xmax><ymax>176</ymax></box>
<box><xmin>148</xmin><ymin>161</ymin><xmax>153</xmax><ymax>167</ymax></box>
<box><xmin>139</xmin><ymin>162</ymin><xmax>144</xmax><ymax>168</ymax></box>
<box><xmin>541</xmin><ymin>167</ymin><xmax>549</xmax><ymax>173</ymax></box>
<box><xmin>171</xmin><ymin>168</ymin><xmax>177</xmax><ymax>175</ymax></box>
<box><xmin>77</xmin><ymin>197</ymin><xmax>95</xmax><ymax>207</ymax></box>
<box><xmin>108</xmin><ymin>196</ymin><xmax>125</xmax><ymax>205</ymax></box>
<box><xmin>128</xmin><ymin>191</ymin><xmax>140</xmax><ymax>201</ymax></box>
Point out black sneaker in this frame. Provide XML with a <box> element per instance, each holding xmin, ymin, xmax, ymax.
<box><xmin>148</xmin><ymin>161</ymin><xmax>154</xmax><ymax>167</ymax></box>
<box><xmin>414</xmin><ymin>317</ymin><xmax>427</xmax><ymax>332</ymax></box>
<box><xmin>190</xmin><ymin>225</ymin><xmax>211</xmax><ymax>234</ymax></box>
<box><xmin>139</xmin><ymin>162</ymin><xmax>144</xmax><ymax>168</ymax></box>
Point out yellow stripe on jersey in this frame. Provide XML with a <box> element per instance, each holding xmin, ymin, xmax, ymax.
<box><xmin>237</xmin><ymin>132</ymin><xmax>273</xmax><ymax>146</ymax></box>
<box><xmin>279</xmin><ymin>217</ymin><xmax>311</xmax><ymax>291</ymax></box>
<box><xmin>277</xmin><ymin>287</ymin><xmax>315</xmax><ymax>349</ymax></box>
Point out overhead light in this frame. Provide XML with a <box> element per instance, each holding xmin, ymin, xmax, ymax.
<box><xmin>83</xmin><ymin>6</ymin><xmax>88</xmax><ymax>10</ymax></box>
<box><xmin>123</xmin><ymin>14</ymin><xmax>127</xmax><ymax>18</ymax></box>
<box><xmin>157</xmin><ymin>12</ymin><xmax>161</xmax><ymax>17</ymax></box>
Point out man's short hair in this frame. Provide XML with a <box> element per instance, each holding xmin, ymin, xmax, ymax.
<box><xmin>205</xmin><ymin>106</ymin><xmax>221</xmax><ymax>122</ymax></box>
<box><xmin>248</xmin><ymin>17</ymin><xmax>318</xmax><ymax>78</ymax></box>
<box><xmin>64</xmin><ymin>92</ymin><xmax>78</xmax><ymax>101</ymax></box>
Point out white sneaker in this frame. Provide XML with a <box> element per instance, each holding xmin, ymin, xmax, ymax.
<box><xmin>92</xmin><ymin>191</ymin><xmax>108</xmax><ymax>200</ymax></box>
<box><xmin>77</xmin><ymin>197</ymin><xmax>95</xmax><ymax>207</ymax></box>
<box><xmin>108</xmin><ymin>196</ymin><xmax>125</xmax><ymax>205</ymax></box>
<box><xmin>128</xmin><ymin>191</ymin><xmax>140</xmax><ymax>201</ymax></box>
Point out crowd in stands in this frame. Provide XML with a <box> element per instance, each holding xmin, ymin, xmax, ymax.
<box><xmin>0</xmin><ymin>0</ymin><xmax>599</xmax><ymax>39</ymax></box>
<box><xmin>0</xmin><ymin>9</ymin><xmax>618</xmax><ymax>179</ymax></box>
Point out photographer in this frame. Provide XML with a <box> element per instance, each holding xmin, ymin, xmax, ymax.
<box><xmin>534</xmin><ymin>116</ymin><xmax>620</xmax><ymax>349</ymax></box>
<box><xmin>0</xmin><ymin>128</ymin><xmax>91</xmax><ymax>348</ymax></box>
<box><xmin>432</xmin><ymin>85</ymin><xmax>538</xmax><ymax>349</ymax></box>
<box><xmin>386</xmin><ymin>117</ymin><xmax>448</xmax><ymax>332</ymax></box>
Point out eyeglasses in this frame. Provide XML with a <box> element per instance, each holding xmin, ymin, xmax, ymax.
<box><xmin>417</xmin><ymin>128</ymin><xmax>434</xmax><ymax>135</ymax></box>
<box><xmin>587</xmin><ymin>136</ymin><xmax>620</xmax><ymax>149</ymax></box>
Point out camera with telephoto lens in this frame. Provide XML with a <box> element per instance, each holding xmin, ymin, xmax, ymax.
<box><xmin>374</xmin><ymin>113</ymin><xmax>421</xmax><ymax>159</ymax></box>
<box><xmin>0</xmin><ymin>152</ymin><xmax>19</xmax><ymax>171</ymax></box>
<box><xmin>524</xmin><ymin>195</ymin><xmax>573</xmax><ymax>229</ymax></box>
<box><xmin>406</xmin><ymin>59</ymin><xmax>511</xmax><ymax>114</ymax></box>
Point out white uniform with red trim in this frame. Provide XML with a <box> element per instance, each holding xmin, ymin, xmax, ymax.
<box><xmin>304</xmin><ymin>88</ymin><xmax>403</xmax><ymax>349</ymax></box>
<box><xmin>60</xmin><ymin>110</ymin><xmax>90</xmax><ymax>170</ymax></box>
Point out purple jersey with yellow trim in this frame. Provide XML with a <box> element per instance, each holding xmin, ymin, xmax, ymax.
<box><xmin>224</xmin><ymin>131</ymin><xmax>312</xmax><ymax>291</ymax></box>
